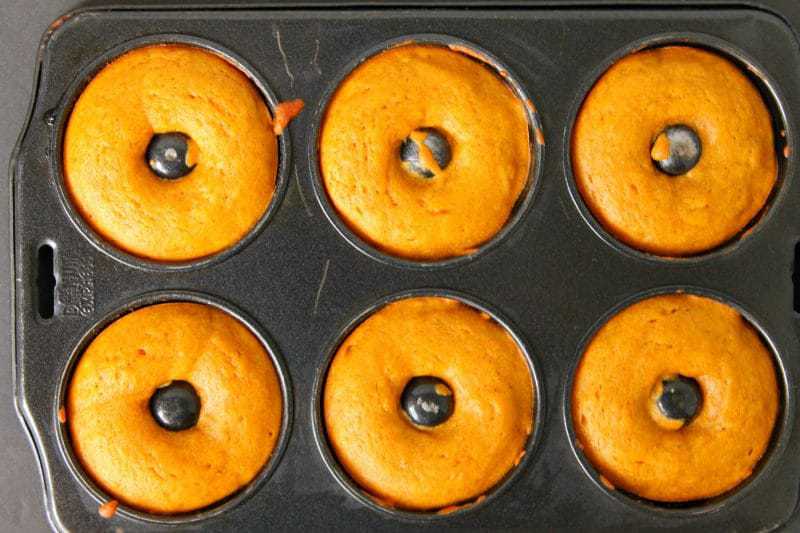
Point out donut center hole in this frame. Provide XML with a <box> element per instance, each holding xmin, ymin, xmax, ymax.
<box><xmin>400</xmin><ymin>127</ymin><xmax>452</xmax><ymax>179</ymax></box>
<box><xmin>149</xmin><ymin>379</ymin><xmax>201</xmax><ymax>431</ymax></box>
<box><xmin>650</xmin><ymin>374</ymin><xmax>702</xmax><ymax>429</ymax></box>
<box><xmin>400</xmin><ymin>375</ymin><xmax>454</xmax><ymax>427</ymax></box>
<box><xmin>650</xmin><ymin>124</ymin><xmax>702</xmax><ymax>176</ymax></box>
<box><xmin>146</xmin><ymin>132</ymin><xmax>197</xmax><ymax>180</ymax></box>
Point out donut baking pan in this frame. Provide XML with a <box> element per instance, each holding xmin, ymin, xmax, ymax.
<box><xmin>10</xmin><ymin>0</ymin><xmax>800</xmax><ymax>530</ymax></box>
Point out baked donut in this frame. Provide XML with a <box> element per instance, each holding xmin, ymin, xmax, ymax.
<box><xmin>64</xmin><ymin>44</ymin><xmax>278</xmax><ymax>262</ymax></box>
<box><xmin>67</xmin><ymin>302</ymin><xmax>283</xmax><ymax>514</ymax></box>
<box><xmin>572</xmin><ymin>293</ymin><xmax>778</xmax><ymax>502</ymax></box>
<box><xmin>323</xmin><ymin>296</ymin><xmax>534</xmax><ymax>511</ymax></box>
<box><xmin>319</xmin><ymin>44</ymin><xmax>532</xmax><ymax>261</ymax></box>
<box><xmin>572</xmin><ymin>46</ymin><xmax>777</xmax><ymax>256</ymax></box>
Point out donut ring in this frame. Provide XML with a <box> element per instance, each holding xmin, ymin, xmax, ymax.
<box><xmin>67</xmin><ymin>302</ymin><xmax>283</xmax><ymax>514</ymax></box>
<box><xmin>63</xmin><ymin>44</ymin><xmax>278</xmax><ymax>262</ymax></box>
<box><xmin>319</xmin><ymin>44</ymin><xmax>532</xmax><ymax>261</ymax></box>
<box><xmin>572</xmin><ymin>46</ymin><xmax>777</xmax><ymax>256</ymax></box>
<box><xmin>323</xmin><ymin>296</ymin><xmax>534</xmax><ymax>511</ymax></box>
<box><xmin>571</xmin><ymin>294</ymin><xmax>779</xmax><ymax>502</ymax></box>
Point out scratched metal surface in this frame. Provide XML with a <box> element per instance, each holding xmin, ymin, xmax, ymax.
<box><xmin>11</xmin><ymin>2</ymin><xmax>800</xmax><ymax>531</ymax></box>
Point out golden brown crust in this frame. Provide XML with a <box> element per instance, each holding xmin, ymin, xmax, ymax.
<box><xmin>323</xmin><ymin>296</ymin><xmax>534</xmax><ymax>510</ymax></box>
<box><xmin>572</xmin><ymin>46</ymin><xmax>777</xmax><ymax>256</ymax></box>
<box><xmin>68</xmin><ymin>302</ymin><xmax>283</xmax><ymax>514</ymax></box>
<box><xmin>572</xmin><ymin>294</ymin><xmax>778</xmax><ymax>502</ymax></box>
<box><xmin>319</xmin><ymin>44</ymin><xmax>532</xmax><ymax>260</ymax></box>
<box><xmin>64</xmin><ymin>44</ymin><xmax>278</xmax><ymax>261</ymax></box>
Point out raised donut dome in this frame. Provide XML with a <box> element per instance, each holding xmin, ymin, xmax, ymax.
<box><xmin>323</xmin><ymin>296</ymin><xmax>534</xmax><ymax>511</ymax></box>
<box><xmin>571</xmin><ymin>46</ymin><xmax>777</xmax><ymax>256</ymax></box>
<box><xmin>67</xmin><ymin>302</ymin><xmax>284</xmax><ymax>514</ymax></box>
<box><xmin>319</xmin><ymin>43</ymin><xmax>533</xmax><ymax>261</ymax></box>
<box><xmin>63</xmin><ymin>44</ymin><xmax>279</xmax><ymax>262</ymax></box>
<box><xmin>572</xmin><ymin>293</ymin><xmax>778</xmax><ymax>502</ymax></box>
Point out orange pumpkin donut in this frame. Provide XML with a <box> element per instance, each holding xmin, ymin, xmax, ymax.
<box><xmin>323</xmin><ymin>296</ymin><xmax>534</xmax><ymax>510</ymax></box>
<box><xmin>64</xmin><ymin>44</ymin><xmax>278</xmax><ymax>262</ymax></box>
<box><xmin>319</xmin><ymin>44</ymin><xmax>532</xmax><ymax>261</ymax></box>
<box><xmin>572</xmin><ymin>293</ymin><xmax>779</xmax><ymax>502</ymax></box>
<box><xmin>572</xmin><ymin>46</ymin><xmax>777</xmax><ymax>256</ymax></box>
<box><xmin>67</xmin><ymin>302</ymin><xmax>283</xmax><ymax>514</ymax></box>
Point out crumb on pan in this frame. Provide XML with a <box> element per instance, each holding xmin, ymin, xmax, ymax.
<box><xmin>446</xmin><ymin>44</ymin><xmax>511</xmax><ymax>79</ymax></box>
<box><xmin>447</xmin><ymin>44</ymin><xmax>491</xmax><ymax>64</ymax></box>
<box><xmin>98</xmin><ymin>500</ymin><xmax>118</xmax><ymax>519</ymax></box>
<box><xmin>650</xmin><ymin>132</ymin><xmax>671</xmax><ymax>161</ymax></box>
<box><xmin>437</xmin><ymin>495</ymin><xmax>487</xmax><ymax>515</ymax></box>
<box><xmin>57</xmin><ymin>407</ymin><xmax>66</xmax><ymax>424</ymax></box>
<box><xmin>47</xmin><ymin>12</ymin><xmax>72</xmax><ymax>34</ymax></box>
<box><xmin>273</xmin><ymin>99</ymin><xmax>305</xmax><ymax>135</ymax></box>
<box><xmin>390</xmin><ymin>39</ymin><xmax>417</xmax><ymax>48</ymax></box>
<box><xmin>535</xmin><ymin>127</ymin><xmax>545</xmax><ymax>146</ymax></box>
<box><xmin>514</xmin><ymin>449</ymin><xmax>526</xmax><ymax>467</ymax></box>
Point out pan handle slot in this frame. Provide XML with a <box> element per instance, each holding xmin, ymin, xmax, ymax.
<box><xmin>36</xmin><ymin>243</ymin><xmax>55</xmax><ymax>319</ymax></box>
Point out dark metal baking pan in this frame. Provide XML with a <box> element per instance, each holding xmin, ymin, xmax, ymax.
<box><xmin>11</xmin><ymin>1</ymin><xmax>800</xmax><ymax>531</ymax></box>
